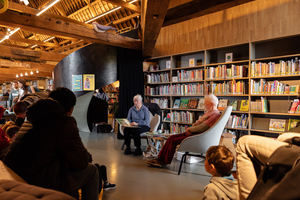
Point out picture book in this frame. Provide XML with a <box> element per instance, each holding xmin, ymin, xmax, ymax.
<box><xmin>261</xmin><ymin>97</ymin><xmax>268</xmax><ymax>113</ymax></box>
<box><xmin>269</xmin><ymin>119</ymin><xmax>286</xmax><ymax>132</ymax></box>
<box><xmin>189</xmin><ymin>58</ymin><xmax>195</xmax><ymax>67</ymax></box>
<box><xmin>115</xmin><ymin>118</ymin><xmax>131</xmax><ymax>127</ymax></box>
<box><xmin>289</xmin><ymin>99</ymin><xmax>299</xmax><ymax>114</ymax></box>
<box><xmin>197</xmin><ymin>98</ymin><xmax>205</xmax><ymax>110</ymax></box>
<box><xmin>187</xmin><ymin>98</ymin><xmax>199</xmax><ymax>109</ymax></box>
<box><xmin>180</xmin><ymin>99</ymin><xmax>189</xmax><ymax>109</ymax></box>
<box><xmin>288</xmin><ymin>119</ymin><xmax>300</xmax><ymax>130</ymax></box>
<box><xmin>218</xmin><ymin>99</ymin><xmax>228</xmax><ymax>111</ymax></box>
<box><xmin>229</xmin><ymin>100</ymin><xmax>238</xmax><ymax>111</ymax></box>
<box><xmin>173</xmin><ymin>99</ymin><xmax>181</xmax><ymax>108</ymax></box>
<box><xmin>239</xmin><ymin>100</ymin><xmax>249</xmax><ymax>111</ymax></box>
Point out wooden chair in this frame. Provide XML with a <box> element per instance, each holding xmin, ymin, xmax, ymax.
<box><xmin>176</xmin><ymin>106</ymin><xmax>232</xmax><ymax>175</ymax></box>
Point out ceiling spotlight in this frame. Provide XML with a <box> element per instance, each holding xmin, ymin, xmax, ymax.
<box><xmin>20</xmin><ymin>73</ymin><xmax>23</xmax><ymax>77</ymax></box>
<box><xmin>7</xmin><ymin>28</ymin><xmax>11</xmax><ymax>32</ymax></box>
<box><xmin>36</xmin><ymin>69</ymin><xmax>39</xmax><ymax>73</ymax></box>
<box><xmin>25</xmin><ymin>72</ymin><xmax>28</xmax><ymax>76</ymax></box>
<box><xmin>16</xmin><ymin>74</ymin><xmax>19</xmax><ymax>78</ymax></box>
<box><xmin>30</xmin><ymin>70</ymin><xmax>33</xmax><ymax>75</ymax></box>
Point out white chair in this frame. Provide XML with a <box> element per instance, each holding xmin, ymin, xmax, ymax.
<box><xmin>120</xmin><ymin>113</ymin><xmax>161</xmax><ymax>150</ymax></box>
<box><xmin>176</xmin><ymin>106</ymin><xmax>232</xmax><ymax>175</ymax></box>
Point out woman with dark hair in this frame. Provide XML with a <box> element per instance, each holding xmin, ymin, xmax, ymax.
<box><xmin>17</xmin><ymin>79</ymin><xmax>39</xmax><ymax>101</ymax></box>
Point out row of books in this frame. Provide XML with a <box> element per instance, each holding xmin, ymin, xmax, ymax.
<box><xmin>250</xmin><ymin>97</ymin><xmax>268</xmax><ymax>112</ymax></box>
<box><xmin>146</xmin><ymin>72</ymin><xmax>169</xmax><ymax>83</ymax></box>
<box><xmin>171</xmin><ymin>83</ymin><xmax>204</xmax><ymax>95</ymax></box>
<box><xmin>175</xmin><ymin>69</ymin><xmax>204</xmax><ymax>82</ymax></box>
<box><xmin>269</xmin><ymin>118</ymin><xmax>299</xmax><ymax>132</ymax></box>
<box><xmin>219</xmin><ymin>99</ymin><xmax>249</xmax><ymax>111</ymax></box>
<box><xmin>250</xmin><ymin>58</ymin><xmax>300</xmax><ymax>77</ymax></box>
<box><xmin>206</xmin><ymin>65</ymin><xmax>247</xmax><ymax>79</ymax></box>
<box><xmin>226</xmin><ymin>114</ymin><xmax>248</xmax><ymax>128</ymax></box>
<box><xmin>173</xmin><ymin>98</ymin><xmax>204</xmax><ymax>109</ymax></box>
<box><xmin>170</xmin><ymin>124</ymin><xmax>190</xmax><ymax>134</ymax></box>
<box><xmin>206</xmin><ymin>81</ymin><xmax>247</xmax><ymax>95</ymax></box>
<box><xmin>146</xmin><ymin>85</ymin><xmax>170</xmax><ymax>95</ymax></box>
<box><xmin>148</xmin><ymin>98</ymin><xmax>169</xmax><ymax>109</ymax></box>
<box><xmin>164</xmin><ymin>111</ymin><xmax>195</xmax><ymax>124</ymax></box>
<box><xmin>250</xmin><ymin>79</ymin><xmax>299</xmax><ymax>95</ymax></box>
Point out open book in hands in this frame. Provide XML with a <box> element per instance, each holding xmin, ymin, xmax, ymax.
<box><xmin>116</xmin><ymin>118</ymin><xmax>139</xmax><ymax>127</ymax></box>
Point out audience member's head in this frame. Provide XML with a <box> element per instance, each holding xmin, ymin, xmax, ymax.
<box><xmin>6</xmin><ymin>125</ymin><xmax>19</xmax><ymax>142</ymax></box>
<box><xmin>205</xmin><ymin>146</ymin><xmax>234</xmax><ymax>177</ymax></box>
<box><xmin>21</xmin><ymin>92</ymin><xmax>49</xmax><ymax>106</ymax></box>
<box><xmin>12</xmin><ymin>80</ymin><xmax>18</xmax><ymax>89</ymax></box>
<box><xmin>13</xmin><ymin>101</ymin><xmax>27</xmax><ymax>118</ymax></box>
<box><xmin>2</xmin><ymin>121</ymin><xmax>15</xmax><ymax>133</ymax></box>
<box><xmin>27</xmin><ymin>98</ymin><xmax>65</xmax><ymax>128</ymax></box>
<box><xmin>18</xmin><ymin>79</ymin><xmax>28</xmax><ymax>90</ymax></box>
<box><xmin>45</xmin><ymin>89</ymin><xmax>51</xmax><ymax>94</ymax></box>
<box><xmin>48</xmin><ymin>87</ymin><xmax>76</xmax><ymax>116</ymax></box>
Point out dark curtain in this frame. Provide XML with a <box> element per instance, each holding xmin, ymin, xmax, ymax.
<box><xmin>117</xmin><ymin>48</ymin><xmax>144</xmax><ymax>138</ymax></box>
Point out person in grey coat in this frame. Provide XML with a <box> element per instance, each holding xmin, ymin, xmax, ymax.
<box><xmin>203</xmin><ymin>146</ymin><xmax>238</xmax><ymax>200</ymax></box>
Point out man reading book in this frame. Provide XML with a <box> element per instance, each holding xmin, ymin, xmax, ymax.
<box><xmin>146</xmin><ymin>94</ymin><xmax>221</xmax><ymax>167</ymax></box>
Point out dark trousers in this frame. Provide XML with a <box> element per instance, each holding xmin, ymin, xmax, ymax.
<box><xmin>124</xmin><ymin>125</ymin><xmax>150</xmax><ymax>148</ymax></box>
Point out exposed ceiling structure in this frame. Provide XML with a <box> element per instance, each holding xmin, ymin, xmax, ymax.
<box><xmin>0</xmin><ymin>0</ymin><xmax>254</xmax><ymax>83</ymax></box>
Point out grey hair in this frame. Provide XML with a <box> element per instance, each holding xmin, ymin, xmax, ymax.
<box><xmin>204</xmin><ymin>94</ymin><xmax>218</xmax><ymax>106</ymax></box>
<box><xmin>133</xmin><ymin>94</ymin><xmax>143</xmax><ymax>102</ymax></box>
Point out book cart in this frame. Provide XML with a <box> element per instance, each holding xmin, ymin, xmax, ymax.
<box><xmin>144</xmin><ymin>35</ymin><xmax>300</xmax><ymax>142</ymax></box>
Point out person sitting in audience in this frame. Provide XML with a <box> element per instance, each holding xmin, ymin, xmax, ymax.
<box><xmin>146</xmin><ymin>94</ymin><xmax>221</xmax><ymax>167</ymax></box>
<box><xmin>2</xmin><ymin>121</ymin><xmax>15</xmax><ymax>133</ymax></box>
<box><xmin>8</xmin><ymin>80</ymin><xmax>19</xmax><ymax>112</ymax></box>
<box><xmin>203</xmin><ymin>146</ymin><xmax>238</xmax><ymax>200</ymax></box>
<box><xmin>5</xmin><ymin>125</ymin><xmax>19</xmax><ymax>142</ymax></box>
<box><xmin>0</xmin><ymin>107</ymin><xmax>10</xmax><ymax>160</ymax></box>
<box><xmin>123</xmin><ymin>94</ymin><xmax>150</xmax><ymax>156</ymax></box>
<box><xmin>13</xmin><ymin>101</ymin><xmax>27</xmax><ymax>127</ymax></box>
<box><xmin>17</xmin><ymin>79</ymin><xmax>39</xmax><ymax>101</ymax></box>
<box><xmin>236</xmin><ymin>132</ymin><xmax>300</xmax><ymax>200</ymax></box>
<box><xmin>4</xmin><ymin>99</ymin><xmax>99</xmax><ymax>200</ymax></box>
<box><xmin>49</xmin><ymin>87</ymin><xmax>116</xmax><ymax>192</ymax></box>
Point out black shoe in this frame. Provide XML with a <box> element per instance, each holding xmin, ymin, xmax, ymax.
<box><xmin>133</xmin><ymin>148</ymin><xmax>142</xmax><ymax>156</ymax></box>
<box><xmin>124</xmin><ymin>147</ymin><xmax>132</xmax><ymax>155</ymax></box>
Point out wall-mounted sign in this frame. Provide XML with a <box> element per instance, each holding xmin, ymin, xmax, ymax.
<box><xmin>83</xmin><ymin>74</ymin><xmax>95</xmax><ymax>91</ymax></box>
<box><xmin>72</xmin><ymin>75</ymin><xmax>82</xmax><ymax>91</ymax></box>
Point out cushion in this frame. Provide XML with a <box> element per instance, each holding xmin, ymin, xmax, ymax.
<box><xmin>0</xmin><ymin>180</ymin><xmax>75</xmax><ymax>200</ymax></box>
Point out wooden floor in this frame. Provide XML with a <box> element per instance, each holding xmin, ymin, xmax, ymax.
<box><xmin>80</xmin><ymin>131</ymin><xmax>212</xmax><ymax>200</ymax></box>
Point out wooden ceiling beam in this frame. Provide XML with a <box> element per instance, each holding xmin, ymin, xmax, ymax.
<box><xmin>0</xmin><ymin>44</ymin><xmax>67</xmax><ymax>62</ymax></box>
<box><xmin>163</xmin><ymin>0</ymin><xmax>255</xmax><ymax>27</ymax></box>
<box><xmin>0</xmin><ymin>33</ymin><xmax>59</xmax><ymax>48</ymax></box>
<box><xmin>106</xmin><ymin>12</ymin><xmax>139</xmax><ymax>25</ymax></box>
<box><xmin>0</xmin><ymin>68</ymin><xmax>52</xmax><ymax>77</ymax></box>
<box><xmin>104</xmin><ymin>0</ymin><xmax>140</xmax><ymax>13</ymax></box>
<box><xmin>141</xmin><ymin>0</ymin><xmax>170</xmax><ymax>57</ymax></box>
<box><xmin>0</xmin><ymin>59</ymin><xmax>55</xmax><ymax>72</ymax></box>
<box><xmin>0</xmin><ymin>10</ymin><xmax>141</xmax><ymax>50</ymax></box>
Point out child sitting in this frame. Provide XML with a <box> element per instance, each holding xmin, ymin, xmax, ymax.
<box><xmin>6</xmin><ymin>125</ymin><xmax>19</xmax><ymax>142</ymax></box>
<box><xmin>203</xmin><ymin>146</ymin><xmax>238</xmax><ymax>200</ymax></box>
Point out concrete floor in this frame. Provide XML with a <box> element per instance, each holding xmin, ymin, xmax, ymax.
<box><xmin>79</xmin><ymin>131</ymin><xmax>212</xmax><ymax>200</ymax></box>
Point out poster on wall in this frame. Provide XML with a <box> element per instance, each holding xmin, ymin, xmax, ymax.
<box><xmin>83</xmin><ymin>74</ymin><xmax>95</xmax><ymax>91</ymax></box>
<box><xmin>72</xmin><ymin>75</ymin><xmax>82</xmax><ymax>91</ymax></box>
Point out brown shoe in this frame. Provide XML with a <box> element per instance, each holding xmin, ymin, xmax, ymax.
<box><xmin>146</xmin><ymin>159</ymin><xmax>164</xmax><ymax>168</ymax></box>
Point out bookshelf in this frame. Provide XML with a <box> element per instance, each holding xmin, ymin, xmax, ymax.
<box><xmin>103</xmin><ymin>82</ymin><xmax>119</xmax><ymax>116</ymax></box>
<box><xmin>145</xmin><ymin>35</ymin><xmax>300</xmax><ymax>138</ymax></box>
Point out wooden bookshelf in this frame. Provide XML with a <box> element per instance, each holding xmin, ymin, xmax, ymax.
<box><xmin>145</xmin><ymin>35</ymin><xmax>300</xmax><ymax>136</ymax></box>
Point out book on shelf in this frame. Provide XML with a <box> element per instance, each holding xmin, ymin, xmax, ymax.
<box><xmin>218</xmin><ymin>99</ymin><xmax>228</xmax><ymax>111</ymax></box>
<box><xmin>289</xmin><ymin>99</ymin><xmax>299</xmax><ymax>114</ymax></box>
<box><xmin>239</xmin><ymin>100</ymin><xmax>249</xmax><ymax>111</ymax></box>
<box><xmin>173</xmin><ymin>99</ymin><xmax>181</xmax><ymax>108</ymax></box>
<box><xmin>197</xmin><ymin>98</ymin><xmax>205</xmax><ymax>110</ymax></box>
<box><xmin>229</xmin><ymin>100</ymin><xmax>238</xmax><ymax>111</ymax></box>
<box><xmin>250</xmin><ymin>100</ymin><xmax>262</xmax><ymax>112</ymax></box>
<box><xmin>261</xmin><ymin>97</ymin><xmax>268</xmax><ymax>113</ymax></box>
<box><xmin>172</xmin><ymin>76</ymin><xmax>178</xmax><ymax>82</ymax></box>
<box><xmin>166</xmin><ymin>60</ymin><xmax>171</xmax><ymax>69</ymax></box>
<box><xmin>269</xmin><ymin>119</ymin><xmax>286</xmax><ymax>132</ymax></box>
<box><xmin>226</xmin><ymin>114</ymin><xmax>248</xmax><ymax>128</ymax></box>
<box><xmin>149</xmin><ymin>63</ymin><xmax>159</xmax><ymax>71</ymax></box>
<box><xmin>143</xmin><ymin>61</ymin><xmax>157</xmax><ymax>72</ymax></box>
<box><xmin>288</xmin><ymin>119</ymin><xmax>300</xmax><ymax>130</ymax></box>
<box><xmin>179</xmin><ymin>99</ymin><xmax>189</xmax><ymax>109</ymax></box>
<box><xmin>189</xmin><ymin>58</ymin><xmax>195</xmax><ymax>67</ymax></box>
<box><xmin>164</xmin><ymin>113</ymin><xmax>171</xmax><ymax>121</ymax></box>
<box><xmin>187</xmin><ymin>98</ymin><xmax>199</xmax><ymax>109</ymax></box>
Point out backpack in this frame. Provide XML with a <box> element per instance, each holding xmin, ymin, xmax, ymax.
<box><xmin>247</xmin><ymin>137</ymin><xmax>300</xmax><ymax>200</ymax></box>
